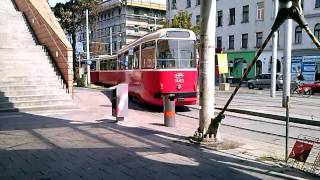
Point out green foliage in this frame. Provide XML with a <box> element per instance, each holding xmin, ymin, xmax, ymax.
<box><xmin>171</xmin><ymin>11</ymin><xmax>192</xmax><ymax>29</ymax></box>
<box><xmin>52</xmin><ymin>0</ymin><xmax>100</xmax><ymax>35</ymax></box>
<box><xmin>169</xmin><ymin>11</ymin><xmax>200</xmax><ymax>40</ymax></box>
<box><xmin>52</xmin><ymin>0</ymin><xmax>100</xmax><ymax>80</ymax></box>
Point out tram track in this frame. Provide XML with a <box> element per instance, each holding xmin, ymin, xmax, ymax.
<box><xmin>129</xmin><ymin>99</ymin><xmax>320</xmax><ymax>145</ymax></box>
<box><xmin>173</xmin><ymin>107</ymin><xmax>320</xmax><ymax>144</ymax></box>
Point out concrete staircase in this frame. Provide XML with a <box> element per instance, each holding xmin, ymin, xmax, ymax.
<box><xmin>0</xmin><ymin>0</ymin><xmax>76</xmax><ymax>112</ymax></box>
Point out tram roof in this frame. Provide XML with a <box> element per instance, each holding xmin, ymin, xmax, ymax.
<box><xmin>96</xmin><ymin>54</ymin><xmax>117</xmax><ymax>60</ymax></box>
<box><xmin>118</xmin><ymin>28</ymin><xmax>196</xmax><ymax>54</ymax></box>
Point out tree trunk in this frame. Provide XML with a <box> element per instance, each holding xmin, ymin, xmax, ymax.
<box><xmin>197</xmin><ymin>0</ymin><xmax>220</xmax><ymax>141</ymax></box>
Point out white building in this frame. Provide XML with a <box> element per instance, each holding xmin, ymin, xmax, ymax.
<box><xmin>78</xmin><ymin>0</ymin><xmax>166</xmax><ymax>56</ymax></box>
<box><xmin>167</xmin><ymin>0</ymin><xmax>320</xmax><ymax>82</ymax></box>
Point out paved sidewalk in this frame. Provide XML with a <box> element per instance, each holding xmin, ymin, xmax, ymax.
<box><xmin>0</xmin><ymin>88</ymin><xmax>318</xmax><ymax>179</ymax></box>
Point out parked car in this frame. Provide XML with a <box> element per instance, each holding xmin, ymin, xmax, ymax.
<box><xmin>247</xmin><ymin>74</ymin><xmax>283</xmax><ymax>90</ymax></box>
<box><xmin>298</xmin><ymin>81</ymin><xmax>320</xmax><ymax>94</ymax></box>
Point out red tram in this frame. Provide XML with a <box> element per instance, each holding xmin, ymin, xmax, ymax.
<box><xmin>91</xmin><ymin>28</ymin><xmax>198</xmax><ymax>106</ymax></box>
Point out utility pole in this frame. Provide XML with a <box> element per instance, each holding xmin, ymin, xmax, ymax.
<box><xmin>198</xmin><ymin>0</ymin><xmax>218</xmax><ymax>141</ymax></box>
<box><xmin>110</xmin><ymin>27</ymin><xmax>113</xmax><ymax>55</ymax></box>
<box><xmin>271</xmin><ymin>0</ymin><xmax>279</xmax><ymax>98</ymax></box>
<box><xmin>282</xmin><ymin>1</ymin><xmax>293</xmax><ymax>107</ymax></box>
<box><xmin>86</xmin><ymin>9</ymin><xmax>91</xmax><ymax>86</ymax></box>
<box><xmin>154</xmin><ymin>16</ymin><xmax>157</xmax><ymax>31</ymax></box>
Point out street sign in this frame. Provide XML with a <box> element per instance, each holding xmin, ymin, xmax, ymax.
<box><xmin>76</xmin><ymin>42</ymin><xmax>84</xmax><ymax>53</ymax></box>
<box><xmin>86</xmin><ymin>60</ymin><xmax>92</xmax><ymax>65</ymax></box>
<box><xmin>217</xmin><ymin>53</ymin><xmax>229</xmax><ymax>74</ymax></box>
<box><xmin>129</xmin><ymin>48</ymin><xmax>133</xmax><ymax>55</ymax></box>
<box><xmin>289</xmin><ymin>141</ymin><xmax>313</xmax><ymax>162</ymax></box>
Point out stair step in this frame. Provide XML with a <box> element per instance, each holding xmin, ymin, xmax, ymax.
<box><xmin>0</xmin><ymin>76</ymin><xmax>62</xmax><ymax>82</ymax></box>
<box><xmin>2</xmin><ymin>89</ymin><xmax>67</xmax><ymax>96</ymax></box>
<box><xmin>0</xmin><ymin>46</ymin><xmax>45</xmax><ymax>52</ymax></box>
<box><xmin>0</xmin><ymin>42</ymin><xmax>37</xmax><ymax>48</ymax></box>
<box><xmin>0</xmin><ymin>94</ymin><xmax>69</xmax><ymax>102</ymax></box>
<box><xmin>0</xmin><ymin>84</ymin><xmax>63</xmax><ymax>91</ymax></box>
<box><xmin>0</xmin><ymin>0</ymin><xmax>18</xmax><ymax>12</ymax></box>
<box><xmin>0</xmin><ymin>104</ymin><xmax>78</xmax><ymax>113</ymax></box>
<box><xmin>0</xmin><ymin>57</ymin><xmax>51</xmax><ymax>63</ymax></box>
<box><xmin>0</xmin><ymin>80</ymin><xmax>64</xmax><ymax>86</ymax></box>
<box><xmin>0</xmin><ymin>0</ymin><xmax>75</xmax><ymax>113</ymax></box>
<box><xmin>0</xmin><ymin>71</ymin><xmax>59</xmax><ymax>77</ymax></box>
<box><xmin>0</xmin><ymin>32</ymin><xmax>35</xmax><ymax>40</ymax></box>
<box><xmin>0</xmin><ymin>66</ymin><xmax>55</xmax><ymax>72</ymax></box>
<box><xmin>0</xmin><ymin>10</ymin><xmax>23</xmax><ymax>19</ymax></box>
<box><xmin>0</xmin><ymin>51</ymin><xmax>48</xmax><ymax>58</ymax></box>
<box><xmin>0</xmin><ymin>98</ymin><xmax>73</xmax><ymax>109</ymax></box>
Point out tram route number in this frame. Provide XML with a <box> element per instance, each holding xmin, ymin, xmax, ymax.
<box><xmin>175</xmin><ymin>73</ymin><xmax>185</xmax><ymax>83</ymax></box>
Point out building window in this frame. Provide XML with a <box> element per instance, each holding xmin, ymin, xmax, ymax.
<box><xmin>229</xmin><ymin>8</ymin><xmax>235</xmax><ymax>25</ymax></box>
<box><xmin>217</xmin><ymin>11</ymin><xmax>223</xmax><ymax>27</ymax></box>
<box><xmin>256</xmin><ymin>60</ymin><xmax>262</xmax><ymax>75</ymax></box>
<box><xmin>172</xmin><ymin>0</ymin><xmax>177</xmax><ymax>9</ymax></box>
<box><xmin>196</xmin><ymin>15</ymin><xmax>201</xmax><ymax>25</ymax></box>
<box><xmin>242</xmin><ymin>5</ymin><xmax>249</xmax><ymax>23</ymax></box>
<box><xmin>315</xmin><ymin>24</ymin><xmax>320</xmax><ymax>40</ymax></box>
<box><xmin>242</xmin><ymin>33</ymin><xmax>248</xmax><ymax>49</ymax></box>
<box><xmin>187</xmin><ymin>0</ymin><xmax>191</xmax><ymax>8</ymax></box>
<box><xmin>229</xmin><ymin>35</ymin><xmax>234</xmax><ymax>49</ymax></box>
<box><xmin>316</xmin><ymin>0</ymin><xmax>320</xmax><ymax>8</ymax></box>
<box><xmin>256</xmin><ymin>2</ymin><xmax>264</xmax><ymax>20</ymax></box>
<box><xmin>295</xmin><ymin>26</ymin><xmax>302</xmax><ymax>44</ymax></box>
<box><xmin>256</xmin><ymin>32</ymin><xmax>263</xmax><ymax>48</ymax></box>
<box><xmin>134</xmin><ymin>25</ymin><xmax>139</xmax><ymax>32</ymax></box>
<box><xmin>217</xmin><ymin>36</ymin><xmax>222</xmax><ymax>49</ymax></box>
<box><xmin>196</xmin><ymin>0</ymin><xmax>200</xmax><ymax>6</ymax></box>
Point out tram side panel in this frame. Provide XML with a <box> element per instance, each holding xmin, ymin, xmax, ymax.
<box><xmin>136</xmin><ymin>70</ymin><xmax>197</xmax><ymax>106</ymax></box>
<box><xmin>91</xmin><ymin>71</ymin><xmax>99</xmax><ymax>84</ymax></box>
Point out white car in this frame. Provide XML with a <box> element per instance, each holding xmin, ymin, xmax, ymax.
<box><xmin>247</xmin><ymin>74</ymin><xmax>283</xmax><ymax>90</ymax></box>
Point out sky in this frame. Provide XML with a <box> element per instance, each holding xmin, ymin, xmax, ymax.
<box><xmin>48</xmin><ymin>0</ymin><xmax>67</xmax><ymax>7</ymax></box>
<box><xmin>48</xmin><ymin>0</ymin><xmax>166</xmax><ymax>7</ymax></box>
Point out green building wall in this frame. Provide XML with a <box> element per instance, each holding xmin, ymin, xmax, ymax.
<box><xmin>227</xmin><ymin>51</ymin><xmax>256</xmax><ymax>80</ymax></box>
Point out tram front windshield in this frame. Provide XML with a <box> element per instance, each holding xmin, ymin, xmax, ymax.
<box><xmin>157</xmin><ymin>40</ymin><xmax>195</xmax><ymax>69</ymax></box>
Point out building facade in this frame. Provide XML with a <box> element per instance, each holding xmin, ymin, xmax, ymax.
<box><xmin>167</xmin><ymin>0</ymin><xmax>320</xmax><ymax>82</ymax></box>
<box><xmin>78</xmin><ymin>0</ymin><xmax>166</xmax><ymax>56</ymax></box>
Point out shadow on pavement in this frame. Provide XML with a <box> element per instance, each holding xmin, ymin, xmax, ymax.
<box><xmin>0</xmin><ymin>112</ymin><xmax>317</xmax><ymax>180</ymax></box>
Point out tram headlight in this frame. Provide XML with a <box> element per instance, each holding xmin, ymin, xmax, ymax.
<box><xmin>160</xmin><ymin>83</ymin><xmax>163</xmax><ymax>90</ymax></box>
<box><xmin>177</xmin><ymin>84</ymin><xmax>182</xmax><ymax>90</ymax></box>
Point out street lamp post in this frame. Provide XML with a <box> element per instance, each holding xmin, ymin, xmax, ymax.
<box><xmin>86</xmin><ymin>9</ymin><xmax>91</xmax><ymax>86</ymax></box>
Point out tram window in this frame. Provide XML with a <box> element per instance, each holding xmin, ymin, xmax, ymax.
<box><xmin>117</xmin><ymin>55</ymin><xmax>121</xmax><ymax>70</ymax></box>
<box><xmin>157</xmin><ymin>40</ymin><xmax>178</xmax><ymax>69</ymax></box>
<box><xmin>133</xmin><ymin>46</ymin><xmax>140</xmax><ymax>69</ymax></box>
<box><xmin>141</xmin><ymin>41</ymin><xmax>156</xmax><ymax>69</ymax></box>
<box><xmin>111</xmin><ymin>58</ymin><xmax>117</xmax><ymax>70</ymax></box>
<box><xmin>157</xmin><ymin>40</ymin><xmax>195</xmax><ymax>69</ymax></box>
<box><xmin>100</xmin><ymin>60</ymin><xmax>106</xmax><ymax>70</ymax></box>
<box><xmin>179</xmin><ymin>40</ymin><xmax>195</xmax><ymax>68</ymax></box>
<box><xmin>122</xmin><ymin>51</ymin><xmax>130</xmax><ymax>70</ymax></box>
<box><xmin>127</xmin><ymin>51</ymin><xmax>134</xmax><ymax>70</ymax></box>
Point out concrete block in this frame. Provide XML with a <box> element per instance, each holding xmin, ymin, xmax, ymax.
<box><xmin>219</xmin><ymin>83</ymin><xmax>230</xmax><ymax>91</ymax></box>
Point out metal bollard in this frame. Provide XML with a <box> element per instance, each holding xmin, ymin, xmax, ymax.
<box><xmin>163</xmin><ymin>95</ymin><xmax>176</xmax><ymax>127</ymax></box>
